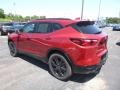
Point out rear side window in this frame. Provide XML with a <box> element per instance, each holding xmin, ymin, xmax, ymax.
<box><xmin>36</xmin><ymin>23</ymin><xmax>51</xmax><ymax>33</ymax></box>
<box><xmin>53</xmin><ymin>23</ymin><xmax>63</xmax><ymax>31</ymax></box>
<box><xmin>72</xmin><ymin>21</ymin><xmax>102</xmax><ymax>34</ymax></box>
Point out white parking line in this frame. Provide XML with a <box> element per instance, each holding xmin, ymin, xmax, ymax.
<box><xmin>0</xmin><ymin>36</ymin><xmax>8</xmax><ymax>39</ymax></box>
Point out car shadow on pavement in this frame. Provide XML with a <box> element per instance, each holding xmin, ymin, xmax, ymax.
<box><xmin>19</xmin><ymin>54</ymin><xmax>49</xmax><ymax>71</ymax></box>
<box><xmin>69</xmin><ymin>73</ymin><xmax>97</xmax><ymax>83</ymax></box>
<box><xmin>18</xmin><ymin>54</ymin><xmax>97</xmax><ymax>83</ymax></box>
<box><xmin>116</xmin><ymin>42</ymin><xmax>120</xmax><ymax>46</ymax></box>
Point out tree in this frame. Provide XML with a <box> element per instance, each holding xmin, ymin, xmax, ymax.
<box><xmin>0</xmin><ymin>8</ymin><xmax>5</xmax><ymax>18</ymax></box>
<box><xmin>40</xmin><ymin>16</ymin><xmax>46</xmax><ymax>19</ymax></box>
<box><xmin>6</xmin><ymin>13</ymin><xmax>14</xmax><ymax>20</ymax></box>
<box><xmin>106</xmin><ymin>17</ymin><xmax>120</xmax><ymax>24</ymax></box>
<box><xmin>0</xmin><ymin>8</ymin><xmax>47</xmax><ymax>21</ymax></box>
<box><xmin>25</xmin><ymin>16</ymin><xmax>31</xmax><ymax>21</ymax></box>
<box><xmin>13</xmin><ymin>15</ymin><xmax>23</xmax><ymax>21</ymax></box>
<box><xmin>31</xmin><ymin>15</ymin><xmax>39</xmax><ymax>20</ymax></box>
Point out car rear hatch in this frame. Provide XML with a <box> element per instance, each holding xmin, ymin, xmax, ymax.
<box><xmin>69</xmin><ymin>21</ymin><xmax>108</xmax><ymax>57</ymax></box>
<box><xmin>68</xmin><ymin>21</ymin><xmax>108</xmax><ymax>65</ymax></box>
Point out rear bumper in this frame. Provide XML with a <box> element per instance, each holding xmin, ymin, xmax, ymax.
<box><xmin>73</xmin><ymin>64</ymin><xmax>102</xmax><ymax>74</ymax></box>
<box><xmin>72</xmin><ymin>52</ymin><xmax>108</xmax><ymax>74</ymax></box>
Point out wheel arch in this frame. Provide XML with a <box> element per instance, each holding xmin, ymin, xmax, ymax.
<box><xmin>47</xmin><ymin>48</ymin><xmax>73</xmax><ymax>68</ymax></box>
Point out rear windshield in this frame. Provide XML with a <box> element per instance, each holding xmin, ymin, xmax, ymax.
<box><xmin>72</xmin><ymin>21</ymin><xmax>102</xmax><ymax>34</ymax></box>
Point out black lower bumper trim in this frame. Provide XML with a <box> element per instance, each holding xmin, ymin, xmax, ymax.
<box><xmin>73</xmin><ymin>65</ymin><xmax>102</xmax><ymax>74</ymax></box>
<box><xmin>72</xmin><ymin>52</ymin><xmax>108</xmax><ymax>74</ymax></box>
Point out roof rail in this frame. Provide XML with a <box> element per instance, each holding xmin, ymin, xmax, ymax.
<box><xmin>35</xmin><ymin>18</ymin><xmax>72</xmax><ymax>20</ymax></box>
<box><xmin>77</xmin><ymin>21</ymin><xmax>95</xmax><ymax>25</ymax></box>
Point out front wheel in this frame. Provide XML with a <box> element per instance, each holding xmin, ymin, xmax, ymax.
<box><xmin>8</xmin><ymin>42</ymin><xmax>18</xmax><ymax>57</ymax></box>
<box><xmin>48</xmin><ymin>53</ymin><xmax>72</xmax><ymax>80</ymax></box>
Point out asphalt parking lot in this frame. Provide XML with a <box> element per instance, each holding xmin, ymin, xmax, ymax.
<box><xmin>0</xmin><ymin>27</ymin><xmax>120</xmax><ymax>90</ymax></box>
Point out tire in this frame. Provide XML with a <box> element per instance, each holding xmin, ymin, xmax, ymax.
<box><xmin>8</xmin><ymin>41</ymin><xmax>18</xmax><ymax>57</ymax></box>
<box><xmin>0</xmin><ymin>31</ymin><xmax>3</xmax><ymax>36</ymax></box>
<box><xmin>48</xmin><ymin>53</ymin><xmax>72</xmax><ymax>80</ymax></box>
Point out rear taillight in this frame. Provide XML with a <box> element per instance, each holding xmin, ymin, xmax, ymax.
<box><xmin>98</xmin><ymin>36</ymin><xmax>108</xmax><ymax>47</ymax></box>
<box><xmin>70</xmin><ymin>38</ymin><xmax>98</xmax><ymax>46</ymax></box>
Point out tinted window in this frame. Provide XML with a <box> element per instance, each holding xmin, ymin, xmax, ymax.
<box><xmin>22</xmin><ymin>23</ymin><xmax>35</xmax><ymax>33</ymax></box>
<box><xmin>13</xmin><ymin>23</ymin><xmax>20</xmax><ymax>26</ymax></box>
<box><xmin>72</xmin><ymin>22</ymin><xmax>101</xmax><ymax>34</ymax></box>
<box><xmin>36</xmin><ymin>23</ymin><xmax>50</xmax><ymax>33</ymax></box>
<box><xmin>53</xmin><ymin>23</ymin><xmax>63</xmax><ymax>31</ymax></box>
<box><xmin>4</xmin><ymin>23</ymin><xmax>13</xmax><ymax>26</ymax></box>
<box><xmin>21</xmin><ymin>23</ymin><xmax>26</xmax><ymax>25</ymax></box>
<box><xmin>13</xmin><ymin>25</ymin><xmax>23</xmax><ymax>30</ymax></box>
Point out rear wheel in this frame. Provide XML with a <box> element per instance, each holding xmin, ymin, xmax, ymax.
<box><xmin>48</xmin><ymin>53</ymin><xmax>72</xmax><ymax>80</ymax></box>
<box><xmin>8</xmin><ymin>42</ymin><xmax>18</xmax><ymax>57</ymax></box>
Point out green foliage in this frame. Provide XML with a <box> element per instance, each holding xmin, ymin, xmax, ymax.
<box><xmin>106</xmin><ymin>17</ymin><xmax>120</xmax><ymax>24</ymax></box>
<box><xmin>25</xmin><ymin>16</ymin><xmax>31</xmax><ymax>20</ymax></box>
<box><xmin>0</xmin><ymin>18</ymin><xmax>11</xmax><ymax>22</ymax></box>
<box><xmin>0</xmin><ymin>8</ymin><xmax>46</xmax><ymax>22</ymax></box>
<box><xmin>24</xmin><ymin>15</ymin><xmax>46</xmax><ymax>21</ymax></box>
<box><xmin>31</xmin><ymin>15</ymin><xmax>39</xmax><ymax>19</ymax></box>
<box><xmin>40</xmin><ymin>16</ymin><xmax>46</xmax><ymax>19</ymax></box>
<box><xmin>0</xmin><ymin>8</ymin><xmax>5</xmax><ymax>18</ymax></box>
<box><xmin>6</xmin><ymin>13</ymin><xmax>24</xmax><ymax>21</ymax></box>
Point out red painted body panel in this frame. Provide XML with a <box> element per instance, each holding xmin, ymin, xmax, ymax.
<box><xmin>8</xmin><ymin>20</ymin><xmax>108</xmax><ymax>67</ymax></box>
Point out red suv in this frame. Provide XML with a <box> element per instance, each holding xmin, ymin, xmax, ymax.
<box><xmin>8</xmin><ymin>18</ymin><xmax>108</xmax><ymax>80</ymax></box>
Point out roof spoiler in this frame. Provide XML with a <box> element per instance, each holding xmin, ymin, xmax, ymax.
<box><xmin>66</xmin><ymin>21</ymin><xmax>95</xmax><ymax>27</ymax></box>
<box><xmin>76</xmin><ymin>21</ymin><xmax>95</xmax><ymax>26</ymax></box>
